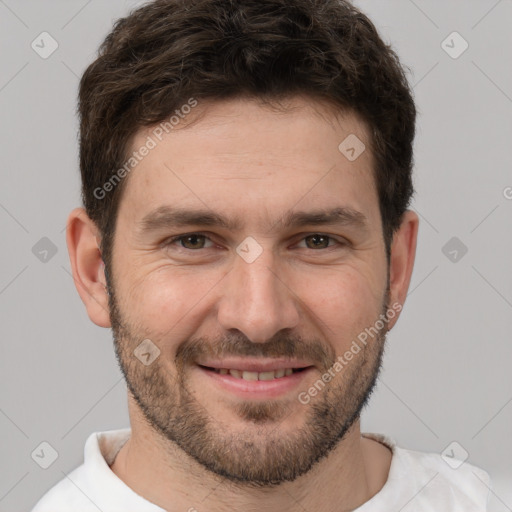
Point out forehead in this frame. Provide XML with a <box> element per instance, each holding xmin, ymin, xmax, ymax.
<box><xmin>118</xmin><ymin>96</ymin><xmax>379</xmax><ymax>230</ymax></box>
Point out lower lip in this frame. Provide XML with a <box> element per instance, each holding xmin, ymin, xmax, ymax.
<box><xmin>196</xmin><ymin>366</ymin><xmax>315</xmax><ymax>399</ymax></box>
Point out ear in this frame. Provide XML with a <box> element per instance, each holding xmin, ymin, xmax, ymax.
<box><xmin>66</xmin><ymin>207</ymin><xmax>111</xmax><ymax>328</ymax></box>
<box><xmin>387</xmin><ymin>210</ymin><xmax>419</xmax><ymax>329</ymax></box>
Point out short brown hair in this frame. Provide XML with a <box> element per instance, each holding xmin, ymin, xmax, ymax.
<box><xmin>78</xmin><ymin>0</ymin><xmax>416</xmax><ymax>272</ymax></box>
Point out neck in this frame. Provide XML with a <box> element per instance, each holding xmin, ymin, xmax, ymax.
<box><xmin>110</xmin><ymin>402</ymin><xmax>390</xmax><ymax>512</ymax></box>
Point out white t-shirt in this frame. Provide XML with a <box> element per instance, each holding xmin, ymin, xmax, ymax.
<box><xmin>31</xmin><ymin>429</ymin><xmax>491</xmax><ymax>511</ymax></box>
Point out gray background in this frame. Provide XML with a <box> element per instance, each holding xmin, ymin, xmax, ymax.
<box><xmin>0</xmin><ymin>0</ymin><xmax>511</xmax><ymax>510</ymax></box>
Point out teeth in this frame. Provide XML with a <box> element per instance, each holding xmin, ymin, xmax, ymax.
<box><xmin>258</xmin><ymin>371</ymin><xmax>276</xmax><ymax>381</ymax></box>
<box><xmin>213</xmin><ymin>368</ymin><xmax>301</xmax><ymax>380</ymax></box>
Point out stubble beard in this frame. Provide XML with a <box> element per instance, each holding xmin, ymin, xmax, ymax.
<box><xmin>108</xmin><ymin>277</ymin><xmax>389</xmax><ymax>487</ymax></box>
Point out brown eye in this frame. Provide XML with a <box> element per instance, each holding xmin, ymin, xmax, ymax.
<box><xmin>304</xmin><ymin>234</ymin><xmax>332</xmax><ymax>249</ymax></box>
<box><xmin>180</xmin><ymin>234</ymin><xmax>207</xmax><ymax>249</ymax></box>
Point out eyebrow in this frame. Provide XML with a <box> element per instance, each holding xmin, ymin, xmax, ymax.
<box><xmin>137</xmin><ymin>205</ymin><xmax>368</xmax><ymax>235</ymax></box>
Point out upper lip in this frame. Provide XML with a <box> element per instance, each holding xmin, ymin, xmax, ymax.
<box><xmin>197</xmin><ymin>358</ymin><xmax>314</xmax><ymax>373</ymax></box>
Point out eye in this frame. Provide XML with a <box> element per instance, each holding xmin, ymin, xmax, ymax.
<box><xmin>165</xmin><ymin>233</ymin><xmax>214</xmax><ymax>250</ymax></box>
<box><xmin>162</xmin><ymin>232</ymin><xmax>345</xmax><ymax>253</ymax></box>
<box><xmin>297</xmin><ymin>234</ymin><xmax>342</xmax><ymax>250</ymax></box>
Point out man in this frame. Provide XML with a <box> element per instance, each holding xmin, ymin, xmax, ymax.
<box><xmin>32</xmin><ymin>0</ymin><xmax>491</xmax><ymax>510</ymax></box>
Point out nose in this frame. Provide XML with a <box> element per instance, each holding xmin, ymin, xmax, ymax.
<box><xmin>217</xmin><ymin>245</ymin><xmax>301</xmax><ymax>343</ymax></box>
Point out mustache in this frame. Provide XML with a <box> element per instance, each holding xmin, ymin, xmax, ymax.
<box><xmin>175</xmin><ymin>331</ymin><xmax>336</xmax><ymax>372</ymax></box>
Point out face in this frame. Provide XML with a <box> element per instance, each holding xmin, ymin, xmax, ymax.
<box><xmin>107</xmin><ymin>97</ymin><xmax>392</xmax><ymax>485</ymax></box>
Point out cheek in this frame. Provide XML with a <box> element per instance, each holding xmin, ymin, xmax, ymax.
<box><xmin>120</xmin><ymin>267</ymin><xmax>223</xmax><ymax>338</ymax></box>
<box><xmin>292</xmin><ymin>265</ymin><xmax>385</xmax><ymax>342</ymax></box>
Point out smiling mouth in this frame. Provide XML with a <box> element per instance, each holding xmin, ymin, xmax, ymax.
<box><xmin>198</xmin><ymin>365</ymin><xmax>310</xmax><ymax>381</ymax></box>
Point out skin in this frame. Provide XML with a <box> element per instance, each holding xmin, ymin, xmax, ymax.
<box><xmin>67</xmin><ymin>96</ymin><xmax>418</xmax><ymax>511</ymax></box>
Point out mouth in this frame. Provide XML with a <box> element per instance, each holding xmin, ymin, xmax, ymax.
<box><xmin>195</xmin><ymin>360</ymin><xmax>315</xmax><ymax>399</ymax></box>
<box><xmin>198</xmin><ymin>365</ymin><xmax>309</xmax><ymax>381</ymax></box>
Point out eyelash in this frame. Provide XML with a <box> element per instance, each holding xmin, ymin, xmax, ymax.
<box><xmin>162</xmin><ymin>232</ymin><xmax>346</xmax><ymax>251</ymax></box>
